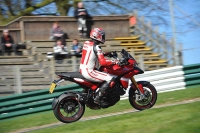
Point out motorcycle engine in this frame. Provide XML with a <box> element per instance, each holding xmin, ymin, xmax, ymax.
<box><xmin>101</xmin><ymin>84</ymin><xmax>125</xmax><ymax>108</ymax></box>
<box><xmin>86</xmin><ymin>97</ymin><xmax>101</xmax><ymax>110</ymax></box>
<box><xmin>85</xmin><ymin>84</ymin><xmax>125</xmax><ymax>109</ymax></box>
<box><xmin>86</xmin><ymin>103</ymin><xmax>101</xmax><ymax>110</ymax></box>
<box><xmin>111</xmin><ymin>84</ymin><xmax>126</xmax><ymax>96</ymax></box>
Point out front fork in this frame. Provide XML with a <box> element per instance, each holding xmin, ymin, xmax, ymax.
<box><xmin>130</xmin><ymin>77</ymin><xmax>144</xmax><ymax>94</ymax></box>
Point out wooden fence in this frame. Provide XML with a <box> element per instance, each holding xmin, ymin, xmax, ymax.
<box><xmin>0</xmin><ymin>15</ymin><xmax>130</xmax><ymax>43</ymax></box>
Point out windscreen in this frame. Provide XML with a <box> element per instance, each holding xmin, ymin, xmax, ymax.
<box><xmin>121</xmin><ymin>49</ymin><xmax>134</xmax><ymax>59</ymax></box>
<box><xmin>121</xmin><ymin>49</ymin><xmax>138</xmax><ymax>65</ymax></box>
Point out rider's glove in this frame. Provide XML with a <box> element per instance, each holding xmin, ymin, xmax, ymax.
<box><xmin>104</xmin><ymin>52</ymin><xmax>113</xmax><ymax>58</ymax></box>
<box><xmin>117</xmin><ymin>59</ymin><xmax>128</xmax><ymax>66</ymax></box>
<box><xmin>117</xmin><ymin>61</ymin><xmax>123</xmax><ymax>66</ymax></box>
<box><xmin>111</xmin><ymin>60</ymin><xmax>119</xmax><ymax>65</ymax></box>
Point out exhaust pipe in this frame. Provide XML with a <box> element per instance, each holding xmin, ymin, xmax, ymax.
<box><xmin>76</xmin><ymin>94</ymin><xmax>81</xmax><ymax>101</ymax></box>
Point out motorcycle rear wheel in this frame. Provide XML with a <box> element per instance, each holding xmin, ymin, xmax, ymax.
<box><xmin>53</xmin><ymin>96</ymin><xmax>85</xmax><ymax>123</ymax></box>
<box><xmin>129</xmin><ymin>83</ymin><xmax>157</xmax><ymax>110</ymax></box>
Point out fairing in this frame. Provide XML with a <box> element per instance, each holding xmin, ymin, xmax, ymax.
<box><xmin>58</xmin><ymin>49</ymin><xmax>144</xmax><ymax>90</ymax></box>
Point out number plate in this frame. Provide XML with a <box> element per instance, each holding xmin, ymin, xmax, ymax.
<box><xmin>49</xmin><ymin>83</ymin><xmax>56</xmax><ymax>94</ymax></box>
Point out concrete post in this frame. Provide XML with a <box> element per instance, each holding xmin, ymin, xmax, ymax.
<box><xmin>170</xmin><ymin>39</ymin><xmax>176</xmax><ymax>65</ymax></box>
<box><xmin>162</xmin><ymin>32</ymin><xmax>168</xmax><ymax>59</ymax></box>
<box><xmin>14</xmin><ymin>66</ymin><xmax>22</xmax><ymax>94</ymax></box>
<box><xmin>169</xmin><ymin>0</ymin><xmax>178</xmax><ymax>65</ymax></box>
<box><xmin>178</xmin><ymin>43</ymin><xmax>183</xmax><ymax>65</ymax></box>
<box><xmin>50</xmin><ymin>58</ymin><xmax>55</xmax><ymax>80</ymax></box>
<box><xmin>72</xmin><ymin>55</ymin><xmax>77</xmax><ymax>71</ymax></box>
<box><xmin>139</xmin><ymin>54</ymin><xmax>145</xmax><ymax>71</ymax></box>
<box><xmin>130</xmin><ymin>48</ymin><xmax>135</xmax><ymax>57</ymax></box>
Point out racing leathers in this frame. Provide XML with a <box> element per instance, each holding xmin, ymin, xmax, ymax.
<box><xmin>79</xmin><ymin>40</ymin><xmax>116</xmax><ymax>105</ymax></box>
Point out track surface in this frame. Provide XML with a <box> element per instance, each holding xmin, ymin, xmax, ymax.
<box><xmin>10</xmin><ymin>98</ymin><xmax>200</xmax><ymax>133</ymax></box>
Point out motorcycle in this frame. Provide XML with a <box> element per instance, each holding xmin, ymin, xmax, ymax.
<box><xmin>49</xmin><ymin>49</ymin><xmax>157</xmax><ymax>123</ymax></box>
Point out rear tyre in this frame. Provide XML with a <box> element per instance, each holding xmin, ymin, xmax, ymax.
<box><xmin>129</xmin><ymin>83</ymin><xmax>157</xmax><ymax>110</ymax></box>
<box><xmin>53</xmin><ymin>95</ymin><xmax>85</xmax><ymax>123</ymax></box>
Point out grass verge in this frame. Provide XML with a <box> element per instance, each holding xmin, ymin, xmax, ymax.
<box><xmin>30</xmin><ymin>101</ymin><xmax>200</xmax><ymax>133</ymax></box>
<box><xmin>0</xmin><ymin>85</ymin><xmax>200</xmax><ymax>133</ymax></box>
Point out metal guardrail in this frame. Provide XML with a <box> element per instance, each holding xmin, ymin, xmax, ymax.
<box><xmin>0</xmin><ymin>84</ymin><xmax>81</xmax><ymax>119</ymax></box>
<box><xmin>184</xmin><ymin>63</ymin><xmax>200</xmax><ymax>86</ymax></box>
<box><xmin>0</xmin><ymin>63</ymin><xmax>200</xmax><ymax>120</ymax></box>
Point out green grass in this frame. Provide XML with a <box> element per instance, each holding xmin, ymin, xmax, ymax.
<box><xmin>29</xmin><ymin>101</ymin><xmax>200</xmax><ymax>133</ymax></box>
<box><xmin>0</xmin><ymin>85</ymin><xmax>200</xmax><ymax>133</ymax></box>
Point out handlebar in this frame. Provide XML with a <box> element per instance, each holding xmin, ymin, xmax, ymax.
<box><xmin>118</xmin><ymin>58</ymin><xmax>129</xmax><ymax>66</ymax></box>
<box><xmin>109</xmin><ymin>51</ymin><xmax>129</xmax><ymax>66</ymax></box>
<box><xmin>109</xmin><ymin>49</ymin><xmax>138</xmax><ymax>66</ymax></box>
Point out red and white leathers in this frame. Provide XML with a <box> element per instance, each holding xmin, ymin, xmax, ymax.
<box><xmin>79</xmin><ymin>40</ymin><xmax>116</xmax><ymax>82</ymax></box>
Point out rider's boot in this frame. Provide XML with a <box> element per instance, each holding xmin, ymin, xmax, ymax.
<box><xmin>94</xmin><ymin>78</ymin><xmax>115</xmax><ymax>105</ymax></box>
<box><xmin>94</xmin><ymin>82</ymin><xmax>109</xmax><ymax>105</ymax></box>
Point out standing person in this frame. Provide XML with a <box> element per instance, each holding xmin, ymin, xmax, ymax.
<box><xmin>50</xmin><ymin>22</ymin><xmax>66</xmax><ymax>45</ymax></box>
<box><xmin>74</xmin><ymin>2</ymin><xmax>89</xmax><ymax>38</ymax></box>
<box><xmin>71</xmin><ymin>39</ymin><xmax>82</xmax><ymax>56</ymax></box>
<box><xmin>1</xmin><ymin>29</ymin><xmax>17</xmax><ymax>55</ymax></box>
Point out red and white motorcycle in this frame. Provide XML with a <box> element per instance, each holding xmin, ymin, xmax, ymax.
<box><xmin>49</xmin><ymin>49</ymin><xmax>157</xmax><ymax>123</ymax></box>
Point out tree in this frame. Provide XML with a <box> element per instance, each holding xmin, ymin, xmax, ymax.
<box><xmin>1</xmin><ymin>0</ymin><xmax>198</xmax><ymax>30</ymax></box>
<box><xmin>0</xmin><ymin>0</ymin><xmax>54</xmax><ymax>24</ymax></box>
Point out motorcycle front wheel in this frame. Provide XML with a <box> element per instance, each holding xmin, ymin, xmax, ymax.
<box><xmin>53</xmin><ymin>95</ymin><xmax>85</xmax><ymax>123</ymax></box>
<box><xmin>129</xmin><ymin>83</ymin><xmax>157</xmax><ymax>110</ymax></box>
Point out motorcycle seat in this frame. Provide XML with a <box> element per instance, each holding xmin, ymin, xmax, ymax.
<box><xmin>56</xmin><ymin>72</ymin><xmax>86</xmax><ymax>79</ymax></box>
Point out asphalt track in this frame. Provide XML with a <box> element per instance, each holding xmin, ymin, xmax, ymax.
<box><xmin>10</xmin><ymin>98</ymin><xmax>200</xmax><ymax>133</ymax></box>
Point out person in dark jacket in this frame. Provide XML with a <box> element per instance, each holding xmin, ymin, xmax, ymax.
<box><xmin>1</xmin><ymin>29</ymin><xmax>17</xmax><ymax>55</ymax></box>
<box><xmin>74</xmin><ymin>2</ymin><xmax>89</xmax><ymax>38</ymax></box>
<box><xmin>50</xmin><ymin>22</ymin><xmax>66</xmax><ymax>46</ymax></box>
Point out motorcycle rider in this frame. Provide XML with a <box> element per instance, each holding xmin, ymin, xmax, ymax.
<box><xmin>79</xmin><ymin>28</ymin><xmax>118</xmax><ymax>106</ymax></box>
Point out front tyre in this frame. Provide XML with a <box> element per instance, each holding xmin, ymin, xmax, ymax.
<box><xmin>53</xmin><ymin>95</ymin><xmax>85</xmax><ymax>123</ymax></box>
<box><xmin>129</xmin><ymin>83</ymin><xmax>157</xmax><ymax>110</ymax></box>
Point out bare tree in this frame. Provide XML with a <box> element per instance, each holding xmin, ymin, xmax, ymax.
<box><xmin>82</xmin><ymin>0</ymin><xmax>170</xmax><ymax>26</ymax></box>
<box><xmin>0</xmin><ymin>0</ymin><xmax>54</xmax><ymax>24</ymax></box>
<box><xmin>1</xmin><ymin>0</ymin><xmax>198</xmax><ymax>32</ymax></box>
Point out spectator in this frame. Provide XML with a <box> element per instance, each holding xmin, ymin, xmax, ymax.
<box><xmin>50</xmin><ymin>22</ymin><xmax>66</xmax><ymax>45</ymax></box>
<box><xmin>53</xmin><ymin>39</ymin><xmax>68</xmax><ymax>61</ymax></box>
<box><xmin>74</xmin><ymin>2</ymin><xmax>89</xmax><ymax>38</ymax></box>
<box><xmin>71</xmin><ymin>39</ymin><xmax>82</xmax><ymax>56</ymax></box>
<box><xmin>1</xmin><ymin>29</ymin><xmax>17</xmax><ymax>55</ymax></box>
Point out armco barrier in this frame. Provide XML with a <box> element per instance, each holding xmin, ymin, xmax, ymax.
<box><xmin>0</xmin><ymin>63</ymin><xmax>200</xmax><ymax>120</ymax></box>
<box><xmin>121</xmin><ymin>65</ymin><xmax>185</xmax><ymax>98</ymax></box>
<box><xmin>136</xmin><ymin>66</ymin><xmax>185</xmax><ymax>92</ymax></box>
<box><xmin>184</xmin><ymin>63</ymin><xmax>200</xmax><ymax>86</ymax></box>
<box><xmin>0</xmin><ymin>84</ymin><xmax>81</xmax><ymax>119</ymax></box>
